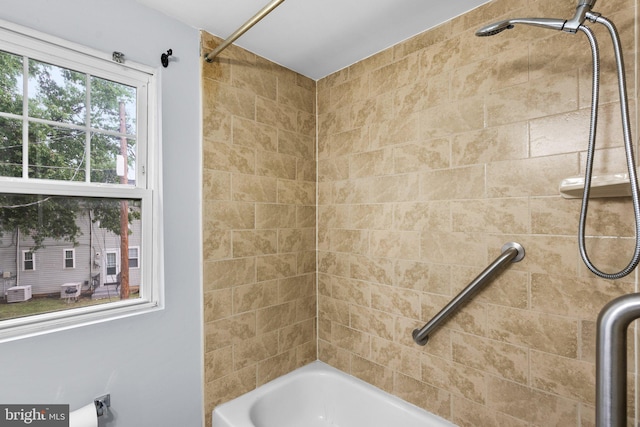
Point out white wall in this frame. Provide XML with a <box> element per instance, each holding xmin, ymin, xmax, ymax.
<box><xmin>0</xmin><ymin>1</ymin><xmax>203</xmax><ymax>426</ymax></box>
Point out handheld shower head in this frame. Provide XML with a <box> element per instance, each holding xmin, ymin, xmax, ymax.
<box><xmin>475</xmin><ymin>17</ymin><xmax>567</xmax><ymax>37</ymax></box>
<box><xmin>475</xmin><ymin>20</ymin><xmax>514</xmax><ymax>37</ymax></box>
<box><xmin>476</xmin><ymin>0</ymin><xmax>598</xmax><ymax>37</ymax></box>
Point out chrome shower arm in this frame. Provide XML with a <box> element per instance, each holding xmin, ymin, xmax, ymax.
<box><xmin>563</xmin><ymin>3</ymin><xmax>597</xmax><ymax>32</ymax></box>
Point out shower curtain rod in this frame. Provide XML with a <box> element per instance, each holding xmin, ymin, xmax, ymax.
<box><xmin>204</xmin><ymin>0</ymin><xmax>286</xmax><ymax>62</ymax></box>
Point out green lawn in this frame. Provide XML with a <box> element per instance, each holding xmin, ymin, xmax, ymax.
<box><xmin>0</xmin><ymin>295</ymin><xmax>119</xmax><ymax>320</ymax></box>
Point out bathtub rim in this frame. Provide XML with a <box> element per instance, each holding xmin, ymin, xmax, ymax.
<box><xmin>211</xmin><ymin>359</ymin><xmax>457</xmax><ymax>427</ymax></box>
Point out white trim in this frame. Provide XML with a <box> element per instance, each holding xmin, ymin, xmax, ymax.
<box><xmin>0</xmin><ymin>18</ymin><xmax>164</xmax><ymax>342</ymax></box>
<box><xmin>21</xmin><ymin>250</ymin><xmax>35</xmax><ymax>271</ymax></box>
<box><xmin>63</xmin><ymin>248</ymin><xmax>75</xmax><ymax>269</ymax></box>
<box><xmin>0</xmin><ymin>17</ymin><xmax>155</xmax><ymax>75</ymax></box>
<box><xmin>128</xmin><ymin>246</ymin><xmax>140</xmax><ymax>269</ymax></box>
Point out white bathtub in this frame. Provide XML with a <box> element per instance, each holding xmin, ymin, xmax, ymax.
<box><xmin>212</xmin><ymin>361</ymin><xmax>457</xmax><ymax>427</ymax></box>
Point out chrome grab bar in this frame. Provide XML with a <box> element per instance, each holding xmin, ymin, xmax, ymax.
<box><xmin>596</xmin><ymin>293</ymin><xmax>640</xmax><ymax>427</ymax></box>
<box><xmin>412</xmin><ymin>242</ymin><xmax>525</xmax><ymax>346</ymax></box>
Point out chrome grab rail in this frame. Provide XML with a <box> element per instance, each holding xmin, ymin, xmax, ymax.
<box><xmin>412</xmin><ymin>242</ymin><xmax>525</xmax><ymax>346</ymax></box>
<box><xmin>596</xmin><ymin>293</ymin><xmax>640</xmax><ymax>427</ymax></box>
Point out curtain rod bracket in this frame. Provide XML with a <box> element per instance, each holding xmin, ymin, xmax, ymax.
<box><xmin>161</xmin><ymin>49</ymin><xmax>173</xmax><ymax>68</ymax></box>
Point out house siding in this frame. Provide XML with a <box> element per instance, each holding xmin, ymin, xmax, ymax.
<box><xmin>0</xmin><ymin>213</ymin><xmax>141</xmax><ymax>296</ymax></box>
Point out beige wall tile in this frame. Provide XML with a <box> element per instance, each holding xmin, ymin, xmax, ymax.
<box><xmin>204</xmin><ymin>289</ymin><xmax>231</xmax><ymax>322</ymax></box>
<box><xmin>332</xmin><ymin>324</ymin><xmax>371</xmax><ymax>357</ymax></box>
<box><xmin>394</xmin><ymin>260</ymin><xmax>451</xmax><ymax>294</ymax></box>
<box><xmin>205</xmin><ymin>201</ymin><xmax>255</xmax><ymax>230</ymax></box>
<box><xmin>233</xmin><ymin>331</ymin><xmax>279</xmax><ymax>370</ymax></box>
<box><xmin>203</xmin><ymin>140</ymin><xmax>255</xmax><ymax>174</ymax></box>
<box><xmin>530</xmin><ymin>350</ymin><xmax>595</xmax><ymax>403</ymax></box>
<box><xmin>202</xmin><ymin>78</ymin><xmax>256</xmax><ymax>120</ymax></box>
<box><xmin>204</xmin><ymin>346</ymin><xmax>233</xmax><ymax>383</ymax></box>
<box><xmin>203</xmin><ymin>169</ymin><xmax>230</xmax><ymax>201</ymax></box>
<box><xmin>232</xmin><ymin>280</ymin><xmax>278</xmax><ymax>314</ymax></box>
<box><xmin>202</xmin><ymin>32</ymin><xmax>317</xmax><ymax>416</ymax></box>
<box><xmin>371</xmin><ymin>283</ymin><xmax>421</xmax><ymax>318</ymax></box>
<box><xmin>421</xmin><ymin>165</ymin><xmax>486</xmax><ymax>200</ymax></box>
<box><xmin>393</xmin><ymin>139</ymin><xmax>450</xmax><ymax>173</ymax></box>
<box><xmin>351</xmin><ymin>355</ymin><xmax>394</xmax><ymax>393</ymax></box>
<box><xmin>451</xmin><ymin>122</ymin><xmax>528</xmax><ymax>167</ymax></box>
<box><xmin>486</xmin><ymin>70</ymin><xmax>579</xmax><ymax>127</ymax></box>
<box><xmin>203</xmin><ymin>258</ymin><xmax>256</xmax><ymax>291</ymax></box>
<box><xmin>531</xmin><ymin>273</ymin><xmax>633</xmax><ymax>319</ymax></box>
<box><xmin>232</xmin><ymin>174</ymin><xmax>277</xmax><ymax>203</ymax></box>
<box><xmin>350</xmin><ymin>254</ymin><xmax>394</xmax><ymax>286</ymax></box>
<box><xmin>204</xmin><ymin>312</ymin><xmax>256</xmax><ymax>352</ymax></box>
<box><xmin>232</xmin><ymin>116</ymin><xmax>277</xmax><ymax>152</ymax></box>
<box><xmin>257</xmin><ymin>350</ymin><xmax>298</xmax><ymax>386</ymax></box>
<box><xmin>351</xmin><ymin>305</ymin><xmax>395</xmax><ymax>341</ymax></box>
<box><xmin>421</xmin><ymin>353</ymin><xmax>488</xmax><ymax>404</ymax></box>
<box><xmin>487</xmin><ymin>305</ymin><xmax>579</xmax><ymax>357</ymax></box>
<box><xmin>394</xmin><ymin>372</ymin><xmax>451</xmax><ymax>419</ymax></box>
<box><xmin>255</xmin><ymin>203</ymin><xmax>296</xmax><ymax>229</ymax></box>
<box><xmin>451</xmin><ymin>332</ymin><xmax>528</xmax><ymax>384</ymax></box>
<box><xmin>452</xmin><ymin>395</ymin><xmax>530</xmax><ymax>427</ymax></box>
<box><xmin>203</xmin><ymin>0</ymin><xmax>640</xmax><ymax>423</ymax></box>
<box><xmin>256</xmin><ymin>254</ymin><xmax>297</xmax><ymax>281</ymax></box>
<box><xmin>487</xmin><ymin>376</ymin><xmax>579</xmax><ymax>425</ymax></box>
<box><xmin>487</xmin><ymin>153</ymin><xmax>579</xmax><ymax>197</ymax></box>
<box><xmin>451</xmin><ymin>198</ymin><xmax>529</xmax><ymax>234</ymax></box>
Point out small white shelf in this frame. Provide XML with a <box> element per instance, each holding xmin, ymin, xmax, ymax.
<box><xmin>559</xmin><ymin>171</ymin><xmax>634</xmax><ymax>198</ymax></box>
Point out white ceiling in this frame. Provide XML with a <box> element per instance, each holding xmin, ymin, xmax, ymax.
<box><xmin>138</xmin><ymin>0</ymin><xmax>490</xmax><ymax>80</ymax></box>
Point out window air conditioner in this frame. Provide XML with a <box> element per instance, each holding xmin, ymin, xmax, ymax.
<box><xmin>7</xmin><ymin>285</ymin><xmax>32</xmax><ymax>303</ymax></box>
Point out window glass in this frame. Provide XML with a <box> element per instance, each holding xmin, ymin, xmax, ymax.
<box><xmin>90</xmin><ymin>76</ymin><xmax>136</xmax><ymax>133</ymax></box>
<box><xmin>0</xmin><ymin>50</ymin><xmax>23</xmax><ymax>115</ymax></box>
<box><xmin>64</xmin><ymin>249</ymin><xmax>74</xmax><ymax>268</ymax></box>
<box><xmin>28</xmin><ymin>59</ymin><xmax>86</xmax><ymax>126</ymax></box>
<box><xmin>128</xmin><ymin>247</ymin><xmax>139</xmax><ymax>268</ymax></box>
<box><xmin>22</xmin><ymin>251</ymin><xmax>34</xmax><ymax>271</ymax></box>
<box><xmin>28</xmin><ymin>123</ymin><xmax>85</xmax><ymax>181</ymax></box>
<box><xmin>90</xmin><ymin>134</ymin><xmax>135</xmax><ymax>184</ymax></box>
<box><xmin>0</xmin><ymin>117</ymin><xmax>22</xmax><ymax>178</ymax></box>
<box><xmin>0</xmin><ymin>193</ymin><xmax>143</xmax><ymax>321</ymax></box>
<box><xmin>0</xmin><ymin>21</ymin><xmax>159</xmax><ymax>340</ymax></box>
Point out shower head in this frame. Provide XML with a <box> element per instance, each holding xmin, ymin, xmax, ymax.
<box><xmin>475</xmin><ymin>17</ymin><xmax>567</xmax><ymax>37</ymax></box>
<box><xmin>475</xmin><ymin>20</ymin><xmax>514</xmax><ymax>36</ymax></box>
<box><xmin>476</xmin><ymin>0</ymin><xmax>599</xmax><ymax>37</ymax></box>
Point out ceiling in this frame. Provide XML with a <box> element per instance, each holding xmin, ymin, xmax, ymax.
<box><xmin>137</xmin><ymin>0</ymin><xmax>490</xmax><ymax>80</ymax></box>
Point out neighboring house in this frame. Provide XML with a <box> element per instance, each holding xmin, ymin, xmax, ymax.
<box><xmin>0</xmin><ymin>211</ymin><xmax>141</xmax><ymax>297</ymax></box>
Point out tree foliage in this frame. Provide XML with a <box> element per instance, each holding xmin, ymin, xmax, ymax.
<box><xmin>0</xmin><ymin>50</ymin><xmax>138</xmax><ymax>248</ymax></box>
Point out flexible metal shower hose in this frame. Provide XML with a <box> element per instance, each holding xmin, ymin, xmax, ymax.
<box><xmin>578</xmin><ymin>16</ymin><xmax>640</xmax><ymax>279</ymax></box>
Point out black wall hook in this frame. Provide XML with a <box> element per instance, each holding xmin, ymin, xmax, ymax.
<box><xmin>161</xmin><ymin>49</ymin><xmax>173</xmax><ymax>68</ymax></box>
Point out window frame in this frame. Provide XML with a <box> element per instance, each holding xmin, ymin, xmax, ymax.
<box><xmin>0</xmin><ymin>19</ymin><xmax>163</xmax><ymax>342</ymax></box>
<box><xmin>22</xmin><ymin>250</ymin><xmax>35</xmax><ymax>271</ymax></box>
<box><xmin>63</xmin><ymin>248</ymin><xmax>75</xmax><ymax>269</ymax></box>
<box><xmin>128</xmin><ymin>246</ymin><xmax>140</xmax><ymax>269</ymax></box>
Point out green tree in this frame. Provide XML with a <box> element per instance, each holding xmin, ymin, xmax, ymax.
<box><xmin>0</xmin><ymin>50</ymin><xmax>138</xmax><ymax>249</ymax></box>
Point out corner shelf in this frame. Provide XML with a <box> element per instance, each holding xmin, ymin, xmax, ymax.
<box><xmin>559</xmin><ymin>171</ymin><xmax>634</xmax><ymax>199</ymax></box>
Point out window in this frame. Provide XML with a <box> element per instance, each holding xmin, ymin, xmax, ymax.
<box><xmin>63</xmin><ymin>249</ymin><xmax>75</xmax><ymax>269</ymax></box>
<box><xmin>22</xmin><ymin>251</ymin><xmax>34</xmax><ymax>271</ymax></box>
<box><xmin>128</xmin><ymin>246</ymin><xmax>140</xmax><ymax>269</ymax></box>
<box><xmin>0</xmin><ymin>20</ymin><xmax>162</xmax><ymax>341</ymax></box>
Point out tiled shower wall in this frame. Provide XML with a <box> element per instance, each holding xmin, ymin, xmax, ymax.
<box><xmin>203</xmin><ymin>0</ymin><xmax>640</xmax><ymax>424</ymax></box>
<box><xmin>201</xmin><ymin>33</ymin><xmax>317</xmax><ymax>424</ymax></box>
<box><xmin>317</xmin><ymin>0</ymin><xmax>639</xmax><ymax>425</ymax></box>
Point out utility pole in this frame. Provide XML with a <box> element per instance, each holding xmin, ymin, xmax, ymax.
<box><xmin>119</xmin><ymin>101</ymin><xmax>129</xmax><ymax>299</ymax></box>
